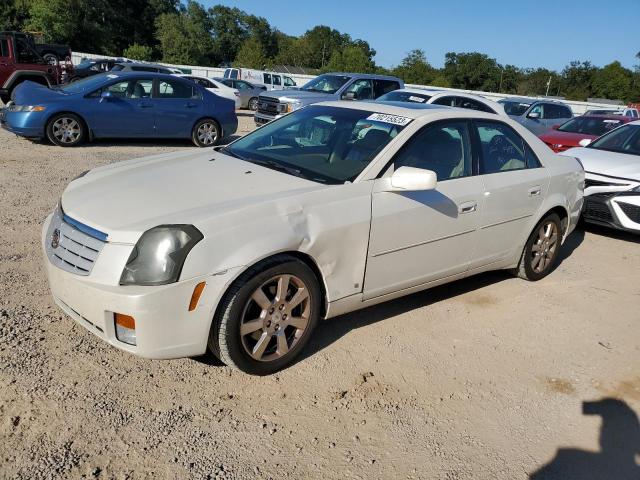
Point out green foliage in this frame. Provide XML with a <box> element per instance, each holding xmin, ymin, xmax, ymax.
<box><xmin>234</xmin><ymin>37</ymin><xmax>268</xmax><ymax>69</ymax></box>
<box><xmin>1</xmin><ymin>0</ymin><xmax>636</xmax><ymax>102</ymax></box>
<box><xmin>123</xmin><ymin>43</ymin><xmax>154</xmax><ymax>61</ymax></box>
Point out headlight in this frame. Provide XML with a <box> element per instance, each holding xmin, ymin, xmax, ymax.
<box><xmin>120</xmin><ymin>225</ymin><xmax>203</xmax><ymax>286</ymax></box>
<box><xmin>278</xmin><ymin>101</ymin><xmax>302</xmax><ymax>114</ymax></box>
<box><xmin>9</xmin><ymin>105</ymin><xmax>46</xmax><ymax>112</ymax></box>
<box><xmin>631</xmin><ymin>185</ymin><xmax>640</xmax><ymax>192</ymax></box>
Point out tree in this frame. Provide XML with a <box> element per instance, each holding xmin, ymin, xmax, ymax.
<box><xmin>560</xmin><ymin>61</ymin><xmax>597</xmax><ymax>100</ymax></box>
<box><xmin>324</xmin><ymin>45</ymin><xmax>376</xmax><ymax>73</ymax></box>
<box><xmin>234</xmin><ymin>37</ymin><xmax>267</xmax><ymax>69</ymax></box>
<box><xmin>591</xmin><ymin>61</ymin><xmax>633</xmax><ymax>101</ymax></box>
<box><xmin>444</xmin><ymin>52</ymin><xmax>501</xmax><ymax>91</ymax></box>
<box><xmin>155</xmin><ymin>2</ymin><xmax>213</xmax><ymax>65</ymax></box>
<box><xmin>123</xmin><ymin>43</ymin><xmax>154</xmax><ymax>61</ymax></box>
<box><xmin>392</xmin><ymin>49</ymin><xmax>435</xmax><ymax>85</ymax></box>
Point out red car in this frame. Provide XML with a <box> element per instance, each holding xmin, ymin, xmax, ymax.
<box><xmin>538</xmin><ymin>115</ymin><xmax>633</xmax><ymax>153</ymax></box>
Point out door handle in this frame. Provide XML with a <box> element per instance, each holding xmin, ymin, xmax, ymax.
<box><xmin>458</xmin><ymin>201</ymin><xmax>477</xmax><ymax>214</ymax></box>
<box><xmin>528</xmin><ymin>186</ymin><xmax>541</xmax><ymax>196</ymax></box>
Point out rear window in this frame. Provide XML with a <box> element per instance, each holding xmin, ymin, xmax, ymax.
<box><xmin>500</xmin><ymin>101</ymin><xmax>531</xmax><ymax>116</ymax></box>
<box><xmin>378</xmin><ymin>90</ymin><xmax>432</xmax><ymax>103</ymax></box>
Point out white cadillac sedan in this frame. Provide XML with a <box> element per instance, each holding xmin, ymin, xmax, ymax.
<box><xmin>43</xmin><ymin>102</ymin><xmax>583</xmax><ymax>374</ymax></box>
<box><xmin>561</xmin><ymin>121</ymin><xmax>640</xmax><ymax>233</ymax></box>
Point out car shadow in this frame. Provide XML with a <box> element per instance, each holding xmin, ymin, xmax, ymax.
<box><xmin>582</xmin><ymin>221</ymin><xmax>640</xmax><ymax>244</ymax></box>
<box><xmin>529</xmin><ymin>398</ymin><xmax>640</xmax><ymax>479</ymax></box>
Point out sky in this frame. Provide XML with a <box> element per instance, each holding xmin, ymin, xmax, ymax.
<box><xmin>203</xmin><ymin>0</ymin><xmax>640</xmax><ymax>71</ymax></box>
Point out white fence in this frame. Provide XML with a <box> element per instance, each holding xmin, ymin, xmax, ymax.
<box><xmin>72</xmin><ymin>51</ymin><xmax>619</xmax><ymax>115</ymax></box>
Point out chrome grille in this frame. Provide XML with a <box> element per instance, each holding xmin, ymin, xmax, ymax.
<box><xmin>257</xmin><ymin>97</ymin><xmax>279</xmax><ymax>115</ymax></box>
<box><xmin>583</xmin><ymin>198</ymin><xmax>613</xmax><ymax>223</ymax></box>
<box><xmin>45</xmin><ymin>209</ymin><xmax>106</xmax><ymax>276</ymax></box>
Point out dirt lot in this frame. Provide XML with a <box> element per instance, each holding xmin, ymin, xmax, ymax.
<box><xmin>1</xmin><ymin>110</ymin><xmax>639</xmax><ymax>479</ymax></box>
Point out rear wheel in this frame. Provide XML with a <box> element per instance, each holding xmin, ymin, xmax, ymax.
<box><xmin>514</xmin><ymin>213</ymin><xmax>562</xmax><ymax>281</ymax></box>
<box><xmin>191</xmin><ymin>118</ymin><xmax>220</xmax><ymax>147</ymax></box>
<box><xmin>209</xmin><ymin>256</ymin><xmax>321</xmax><ymax>375</ymax></box>
<box><xmin>248</xmin><ymin>97</ymin><xmax>259</xmax><ymax>111</ymax></box>
<box><xmin>46</xmin><ymin>113</ymin><xmax>86</xmax><ymax>147</ymax></box>
<box><xmin>43</xmin><ymin>53</ymin><xmax>59</xmax><ymax>65</ymax></box>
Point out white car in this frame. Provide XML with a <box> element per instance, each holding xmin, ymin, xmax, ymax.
<box><xmin>174</xmin><ymin>74</ymin><xmax>241</xmax><ymax>109</ymax></box>
<box><xmin>562</xmin><ymin>121</ymin><xmax>640</xmax><ymax>233</ymax></box>
<box><xmin>377</xmin><ymin>88</ymin><xmax>507</xmax><ymax>116</ymax></box>
<box><xmin>42</xmin><ymin>102</ymin><xmax>583</xmax><ymax>374</ymax></box>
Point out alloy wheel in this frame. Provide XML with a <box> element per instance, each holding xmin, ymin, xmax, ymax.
<box><xmin>240</xmin><ymin>274</ymin><xmax>311</xmax><ymax>362</ymax></box>
<box><xmin>52</xmin><ymin>117</ymin><xmax>81</xmax><ymax>144</ymax></box>
<box><xmin>197</xmin><ymin>122</ymin><xmax>218</xmax><ymax>145</ymax></box>
<box><xmin>531</xmin><ymin>221</ymin><xmax>558</xmax><ymax>273</ymax></box>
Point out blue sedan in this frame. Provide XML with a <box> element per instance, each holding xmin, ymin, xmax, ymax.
<box><xmin>1</xmin><ymin>72</ymin><xmax>238</xmax><ymax>147</ymax></box>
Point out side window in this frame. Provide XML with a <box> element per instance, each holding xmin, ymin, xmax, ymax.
<box><xmin>197</xmin><ymin>78</ymin><xmax>215</xmax><ymax>88</ymax></box>
<box><xmin>0</xmin><ymin>38</ymin><xmax>10</xmax><ymax>57</ymax></box>
<box><xmin>373</xmin><ymin>80</ymin><xmax>400</xmax><ymax>98</ymax></box>
<box><xmin>458</xmin><ymin>97</ymin><xmax>496</xmax><ymax>114</ymax></box>
<box><xmin>560</xmin><ymin>106</ymin><xmax>572</xmax><ymax>119</ymax></box>
<box><xmin>476</xmin><ymin>121</ymin><xmax>528</xmax><ymax>174</ymax></box>
<box><xmin>100</xmin><ymin>79</ymin><xmax>152</xmax><ymax>99</ymax></box>
<box><xmin>393</xmin><ymin>121</ymin><xmax>473</xmax><ymax>181</ymax></box>
<box><xmin>272</xmin><ymin>75</ymin><xmax>281</xmax><ymax>86</ymax></box>
<box><xmin>284</xmin><ymin>76</ymin><xmax>296</xmax><ymax>87</ymax></box>
<box><xmin>16</xmin><ymin>38</ymin><xmax>39</xmax><ymax>63</ymax></box>
<box><xmin>157</xmin><ymin>79</ymin><xmax>195</xmax><ymax>99</ymax></box>
<box><xmin>432</xmin><ymin>96</ymin><xmax>457</xmax><ymax>107</ymax></box>
<box><xmin>529</xmin><ymin>104</ymin><xmax>543</xmax><ymax>118</ymax></box>
<box><xmin>263</xmin><ymin>73</ymin><xmax>272</xmax><ymax>84</ymax></box>
<box><xmin>236</xmin><ymin>81</ymin><xmax>249</xmax><ymax>91</ymax></box>
<box><xmin>132</xmin><ymin>66</ymin><xmax>156</xmax><ymax>72</ymax></box>
<box><xmin>344</xmin><ymin>79</ymin><xmax>374</xmax><ymax>100</ymax></box>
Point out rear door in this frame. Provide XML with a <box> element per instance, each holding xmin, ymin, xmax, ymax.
<box><xmin>263</xmin><ymin>73</ymin><xmax>272</xmax><ymax>90</ymax></box>
<box><xmin>86</xmin><ymin>77</ymin><xmax>155</xmax><ymax>137</ymax></box>
<box><xmin>0</xmin><ymin>34</ymin><xmax>13</xmax><ymax>89</ymax></box>
<box><xmin>152</xmin><ymin>77</ymin><xmax>201</xmax><ymax>138</ymax></box>
<box><xmin>472</xmin><ymin>120</ymin><xmax>549</xmax><ymax>266</ymax></box>
<box><xmin>272</xmin><ymin>74</ymin><xmax>283</xmax><ymax>90</ymax></box>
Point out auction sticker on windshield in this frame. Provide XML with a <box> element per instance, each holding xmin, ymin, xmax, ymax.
<box><xmin>366</xmin><ymin>113</ymin><xmax>413</xmax><ymax>126</ymax></box>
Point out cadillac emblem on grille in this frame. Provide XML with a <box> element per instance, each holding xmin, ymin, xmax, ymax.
<box><xmin>51</xmin><ymin>228</ymin><xmax>60</xmax><ymax>249</ymax></box>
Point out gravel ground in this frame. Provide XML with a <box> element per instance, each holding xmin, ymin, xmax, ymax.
<box><xmin>1</xmin><ymin>110</ymin><xmax>639</xmax><ymax>479</ymax></box>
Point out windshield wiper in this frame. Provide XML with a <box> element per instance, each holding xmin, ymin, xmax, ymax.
<box><xmin>247</xmin><ymin>159</ymin><xmax>308</xmax><ymax>179</ymax></box>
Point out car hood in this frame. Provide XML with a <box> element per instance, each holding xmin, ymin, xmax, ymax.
<box><xmin>13</xmin><ymin>81</ymin><xmax>69</xmax><ymax>104</ymax></box>
<box><xmin>260</xmin><ymin>89</ymin><xmax>334</xmax><ymax>104</ymax></box>
<box><xmin>539</xmin><ymin>131</ymin><xmax>597</xmax><ymax>146</ymax></box>
<box><xmin>61</xmin><ymin>149</ymin><xmax>325</xmax><ymax>243</ymax></box>
<box><xmin>561</xmin><ymin>147</ymin><xmax>640</xmax><ymax>181</ymax></box>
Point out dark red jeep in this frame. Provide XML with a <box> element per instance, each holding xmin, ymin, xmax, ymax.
<box><xmin>0</xmin><ymin>32</ymin><xmax>72</xmax><ymax>104</ymax></box>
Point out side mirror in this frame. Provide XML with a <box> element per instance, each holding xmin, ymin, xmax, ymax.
<box><xmin>528</xmin><ymin>111</ymin><xmax>540</xmax><ymax>119</ymax></box>
<box><xmin>578</xmin><ymin>138</ymin><xmax>592</xmax><ymax>147</ymax></box>
<box><xmin>552</xmin><ymin>124</ymin><xmax>560</xmax><ymax>130</ymax></box>
<box><xmin>342</xmin><ymin>91</ymin><xmax>356</xmax><ymax>101</ymax></box>
<box><xmin>387</xmin><ymin>166</ymin><xmax>437</xmax><ymax>192</ymax></box>
<box><xmin>100</xmin><ymin>91</ymin><xmax>113</xmax><ymax>102</ymax></box>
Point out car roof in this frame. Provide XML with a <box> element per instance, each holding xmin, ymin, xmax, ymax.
<box><xmin>321</xmin><ymin>72</ymin><xmax>403</xmax><ymax>81</ymax></box>
<box><xmin>98</xmin><ymin>71</ymin><xmax>191</xmax><ymax>80</ymax></box>
<box><xmin>501</xmin><ymin>96</ymin><xmax>567</xmax><ymax>105</ymax></box>
<box><xmin>115</xmin><ymin>62</ymin><xmax>172</xmax><ymax>69</ymax></box>
<box><xmin>579</xmin><ymin>114</ymin><xmax>634</xmax><ymax>121</ymax></box>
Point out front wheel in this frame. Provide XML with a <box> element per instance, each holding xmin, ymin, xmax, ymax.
<box><xmin>248</xmin><ymin>97</ymin><xmax>259</xmax><ymax>111</ymax></box>
<box><xmin>46</xmin><ymin>113</ymin><xmax>86</xmax><ymax>147</ymax></box>
<box><xmin>209</xmin><ymin>256</ymin><xmax>321</xmax><ymax>375</ymax></box>
<box><xmin>514</xmin><ymin>213</ymin><xmax>562</xmax><ymax>281</ymax></box>
<box><xmin>191</xmin><ymin>118</ymin><xmax>220</xmax><ymax>147</ymax></box>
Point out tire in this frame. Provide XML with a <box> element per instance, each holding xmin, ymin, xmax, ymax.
<box><xmin>248</xmin><ymin>97</ymin><xmax>259</xmax><ymax>111</ymax></box>
<box><xmin>43</xmin><ymin>53</ymin><xmax>58</xmax><ymax>65</ymax></box>
<box><xmin>191</xmin><ymin>118</ymin><xmax>220</xmax><ymax>147</ymax></box>
<box><xmin>514</xmin><ymin>213</ymin><xmax>562</xmax><ymax>281</ymax></box>
<box><xmin>46</xmin><ymin>113</ymin><xmax>86</xmax><ymax>147</ymax></box>
<box><xmin>209</xmin><ymin>255</ymin><xmax>322</xmax><ymax>375</ymax></box>
<box><xmin>0</xmin><ymin>93</ymin><xmax>9</xmax><ymax>105</ymax></box>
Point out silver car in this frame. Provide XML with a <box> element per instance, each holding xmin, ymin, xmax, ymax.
<box><xmin>499</xmin><ymin>97</ymin><xmax>573</xmax><ymax>135</ymax></box>
<box><xmin>216</xmin><ymin>78</ymin><xmax>266</xmax><ymax>110</ymax></box>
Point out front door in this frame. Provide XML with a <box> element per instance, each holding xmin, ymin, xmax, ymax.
<box><xmin>0</xmin><ymin>35</ymin><xmax>13</xmax><ymax>88</ymax></box>
<box><xmin>87</xmin><ymin>78</ymin><xmax>155</xmax><ymax>137</ymax></box>
<box><xmin>364</xmin><ymin>120</ymin><xmax>483</xmax><ymax>299</ymax></box>
<box><xmin>472</xmin><ymin>120</ymin><xmax>549</xmax><ymax>266</ymax></box>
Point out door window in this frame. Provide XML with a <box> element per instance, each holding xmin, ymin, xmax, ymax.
<box><xmin>16</xmin><ymin>38</ymin><xmax>40</xmax><ymax>64</ymax></box>
<box><xmin>344</xmin><ymin>79</ymin><xmax>374</xmax><ymax>100</ymax></box>
<box><xmin>544</xmin><ymin>103</ymin><xmax>571</xmax><ymax>119</ymax></box>
<box><xmin>236</xmin><ymin>80</ymin><xmax>250</xmax><ymax>90</ymax></box>
<box><xmin>191</xmin><ymin>77</ymin><xmax>214</xmax><ymax>88</ymax></box>
<box><xmin>476</xmin><ymin>121</ymin><xmax>540</xmax><ymax>173</ymax></box>
<box><xmin>157</xmin><ymin>79</ymin><xmax>196</xmax><ymax>99</ymax></box>
<box><xmin>98</xmin><ymin>79</ymin><xmax>153</xmax><ymax>98</ymax></box>
<box><xmin>432</xmin><ymin>96</ymin><xmax>456</xmax><ymax>107</ymax></box>
<box><xmin>284</xmin><ymin>76</ymin><xmax>296</xmax><ymax>87</ymax></box>
<box><xmin>263</xmin><ymin>73</ymin><xmax>272</xmax><ymax>84</ymax></box>
<box><xmin>131</xmin><ymin>66</ymin><xmax>158</xmax><ymax>72</ymax></box>
<box><xmin>0</xmin><ymin>38</ymin><xmax>9</xmax><ymax>58</ymax></box>
<box><xmin>528</xmin><ymin>104</ymin><xmax>543</xmax><ymax>118</ymax></box>
<box><xmin>392</xmin><ymin>121</ymin><xmax>473</xmax><ymax>181</ymax></box>
<box><xmin>373</xmin><ymin>80</ymin><xmax>400</xmax><ymax>98</ymax></box>
<box><xmin>457</xmin><ymin>97</ymin><xmax>496</xmax><ymax>114</ymax></box>
<box><xmin>272</xmin><ymin>75</ymin><xmax>281</xmax><ymax>86</ymax></box>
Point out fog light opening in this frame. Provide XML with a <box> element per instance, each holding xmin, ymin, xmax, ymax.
<box><xmin>189</xmin><ymin>282</ymin><xmax>206</xmax><ymax>312</ymax></box>
<box><xmin>114</xmin><ymin>313</ymin><xmax>136</xmax><ymax>345</ymax></box>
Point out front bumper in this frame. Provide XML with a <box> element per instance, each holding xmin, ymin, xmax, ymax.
<box><xmin>42</xmin><ymin>213</ymin><xmax>241</xmax><ymax>359</ymax></box>
<box><xmin>582</xmin><ymin>193</ymin><xmax>640</xmax><ymax>233</ymax></box>
<box><xmin>1</xmin><ymin>110</ymin><xmax>46</xmax><ymax>138</ymax></box>
<box><xmin>254</xmin><ymin>112</ymin><xmax>282</xmax><ymax>126</ymax></box>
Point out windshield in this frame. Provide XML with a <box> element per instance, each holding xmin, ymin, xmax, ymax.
<box><xmin>377</xmin><ymin>91</ymin><xmax>432</xmax><ymax>103</ymax></box>
<box><xmin>500</xmin><ymin>101</ymin><xmax>531</xmax><ymax>116</ymax></box>
<box><xmin>589</xmin><ymin>124</ymin><xmax>640</xmax><ymax>156</ymax></box>
<box><xmin>558</xmin><ymin>117</ymin><xmax>625</xmax><ymax>136</ymax></box>
<box><xmin>224</xmin><ymin>105</ymin><xmax>410</xmax><ymax>184</ymax></box>
<box><xmin>300</xmin><ymin>74</ymin><xmax>351</xmax><ymax>94</ymax></box>
<box><xmin>57</xmin><ymin>73</ymin><xmax>117</xmax><ymax>94</ymax></box>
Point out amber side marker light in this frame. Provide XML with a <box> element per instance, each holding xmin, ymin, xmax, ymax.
<box><xmin>189</xmin><ymin>282</ymin><xmax>206</xmax><ymax>311</ymax></box>
<box><xmin>114</xmin><ymin>313</ymin><xmax>136</xmax><ymax>345</ymax></box>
